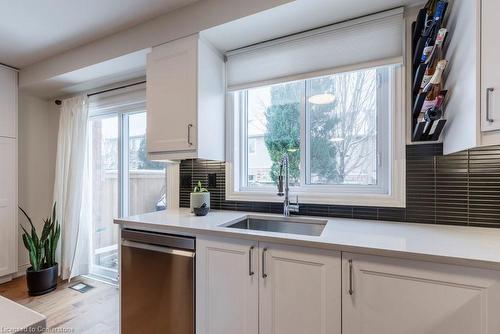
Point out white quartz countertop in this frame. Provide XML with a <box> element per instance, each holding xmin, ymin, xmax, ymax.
<box><xmin>0</xmin><ymin>296</ymin><xmax>46</xmax><ymax>333</ymax></box>
<box><xmin>115</xmin><ymin>208</ymin><xmax>500</xmax><ymax>270</ymax></box>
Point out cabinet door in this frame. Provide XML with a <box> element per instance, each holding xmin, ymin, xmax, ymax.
<box><xmin>259</xmin><ymin>243</ymin><xmax>341</xmax><ymax>334</ymax></box>
<box><xmin>481</xmin><ymin>0</ymin><xmax>500</xmax><ymax>131</ymax></box>
<box><xmin>343</xmin><ymin>253</ymin><xmax>500</xmax><ymax>334</ymax></box>
<box><xmin>147</xmin><ymin>35</ymin><xmax>197</xmax><ymax>154</ymax></box>
<box><xmin>0</xmin><ymin>67</ymin><xmax>17</xmax><ymax>138</ymax></box>
<box><xmin>197</xmin><ymin>236</ymin><xmax>258</xmax><ymax>334</ymax></box>
<box><xmin>0</xmin><ymin>138</ymin><xmax>17</xmax><ymax>276</ymax></box>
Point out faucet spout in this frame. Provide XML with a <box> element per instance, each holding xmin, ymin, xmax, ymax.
<box><xmin>276</xmin><ymin>153</ymin><xmax>299</xmax><ymax>216</ymax></box>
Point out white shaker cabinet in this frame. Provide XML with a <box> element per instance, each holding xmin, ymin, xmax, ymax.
<box><xmin>196</xmin><ymin>236</ymin><xmax>341</xmax><ymax>334</ymax></box>
<box><xmin>480</xmin><ymin>0</ymin><xmax>500</xmax><ymax>133</ymax></box>
<box><xmin>342</xmin><ymin>253</ymin><xmax>500</xmax><ymax>334</ymax></box>
<box><xmin>0</xmin><ymin>137</ymin><xmax>17</xmax><ymax>277</ymax></box>
<box><xmin>0</xmin><ymin>66</ymin><xmax>17</xmax><ymax>279</ymax></box>
<box><xmin>197</xmin><ymin>236</ymin><xmax>500</xmax><ymax>334</ymax></box>
<box><xmin>0</xmin><ymin>67</ymin><xmax>17</xmax><ymax>138</ymax></box>
<box><xmin>146</xmin><ymin>34</ymin><xmax>225</xmax><ymax>161</ymax></box>
<box><xmin>196</xmin><ymin>236</ymin><xmax>259</xmax><ymax>334</ymax></box>
<box><xmin>259</xmin><ymin>242</ymin><xmax>341</xmax><ymax>334</ymax></box>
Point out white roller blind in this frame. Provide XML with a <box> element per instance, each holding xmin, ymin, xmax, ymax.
<box><xmin>88</xmin><ymin>83</ymin><xmax>146</xmax><ymax>115</ymax></box>
<box><xmin>226</xmin><ymin>8</ymin><xmax>404</xmax><ymax>91</ymax></box>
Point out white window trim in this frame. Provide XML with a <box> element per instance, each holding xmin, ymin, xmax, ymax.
<box><xmin>225</xmin><ymin>66</ymin><xmax>406</xmax><ymax>208</ymax></box>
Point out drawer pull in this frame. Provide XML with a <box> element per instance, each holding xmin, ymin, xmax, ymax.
<box><xmin>249</xmin><ymin>246</ymin><xmax>254</xmax><ymax>276</ymax></box>
<box><xmin>262</xmin><ymin>248</ymin><xmax>268</xmax><ymax>278</ymax></box>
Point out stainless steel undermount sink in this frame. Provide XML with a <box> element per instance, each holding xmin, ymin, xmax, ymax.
<box><xmin>224</xmin><ymin>216</ymin><xmax>327</xmax><ymax>237</ymax></box>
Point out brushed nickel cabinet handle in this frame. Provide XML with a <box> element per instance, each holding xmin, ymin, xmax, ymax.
<box><xmin>249</xmin><ymin>246</ymin><xmax>254</xmax><ymax>276</ymax></box>
<box><xmin>262</xmin><ymin>248</ymin><xmax>268</xmax><ymax>278</ymax></box>
<box><xmin>348</xmin><ymin>259</ymin><xmax>354</xmax><ymax>295</ymax></box>
<box><xmin>187</xmin><ymin>124</ymin><xmax>193</xmax><ymax>145</ymax></box>
<box><xmin>487</xmin><ymin>88</ymin><xmax>495</xmax><ymax>123</ymax></box>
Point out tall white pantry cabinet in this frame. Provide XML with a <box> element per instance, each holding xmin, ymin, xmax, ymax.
<box><xmin>0</xmin><ymin>65</ymin><xmax>18</xmax><ymax>279</ymax></box>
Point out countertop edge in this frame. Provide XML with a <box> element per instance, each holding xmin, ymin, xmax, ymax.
<box><xmin>115</xmin><ymin>213</ymin><xmax>500</xmax><ymax>271</ymax></box>
<box><xmin>0</xmin><ymin>296</ymin><xmax>47</xmax><ymax>333</ymax></box>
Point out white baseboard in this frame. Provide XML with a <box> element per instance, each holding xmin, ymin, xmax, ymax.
<box><xmin>0</xmin><ymin>263</ymin><xmax>29</xmax><ymax>284</ymax></box>
<box><xmin>0</xmin><ymin>275</ymin><xmax>13</xmax><ymax>284</ymax></box>
<box><xmin>15</xmin><ymin>263</ymin><xmax>30</xmax><ymax>278</ymax></box>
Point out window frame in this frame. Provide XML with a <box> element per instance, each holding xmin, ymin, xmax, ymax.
<box><xmin>87</xmin><ymin>87</ymin><xmax>168</xmax><ymax>281</ymax></box>
<box><xmin>225</xmin><ymin>64</ymin><xmax>406</xmax><ymax>207</ymax></box>
<box><xmin>89</xmin><ymin>102</ymin><xmax>147</xmax><ymax>218</ymax></box>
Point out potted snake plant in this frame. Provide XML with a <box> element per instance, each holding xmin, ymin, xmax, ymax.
<box><xmin>19</xmin><ymin>203</ymin><xmax>61</xmax><ymax>296</ymax></box>
<box><xmin>190</xmin><ymin>181</ymin><xmax>210</xmax><ymax>215</ymax></box>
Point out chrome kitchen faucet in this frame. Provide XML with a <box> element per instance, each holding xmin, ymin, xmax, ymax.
<box><xmin>277</xmin><ymin>153</ymin><xmax>299</xmax><ymax>216</ymax></box>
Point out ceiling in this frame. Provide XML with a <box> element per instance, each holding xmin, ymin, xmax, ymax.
<box><xmin>203</xmin><ymin>0</ymin><xmax>421</xmax><ymax>52</ymax></box>
<box><xmin>0</xmin><ymin>0</ymin><xmax>198</xmax><ymax>68</ymax></box>
<box><xmin>23</xmin><ymin>49</ymin><xmax>150</xmax><ymax>98</ymax></box>
<box><xmin>11</xmin><ymin>0</ymin><xmax>424</xmax><ymax>98</ymax></box>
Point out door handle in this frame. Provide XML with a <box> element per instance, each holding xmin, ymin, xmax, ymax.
<box><xmin>262</xmin><ymin>248</ymin><xmax>268</xmax><ymax>278</ymax></box>
<box><xmin>187</xmin><ymin>124</ymin><xmax>193</xmax><ymax>145</ymax></box>
<box><xmin>249</xmin><ymin>246</ymin><xmax>255</xmax><ymax>276</ymax></box>
<box><xmin>487</xmin><ymin>88</ymin><xmax>495</xmax><ymax>123</ymax></box>
<box><xmin>348</xmin><ymin>259</ymin><xmax>354</xmax><ymax>295</ymax></box>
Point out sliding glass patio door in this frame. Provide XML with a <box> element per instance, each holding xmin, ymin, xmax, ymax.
<box><xmin>88</xmin><ymin>93</ymin><xmax>165</xmax><ymax>281</ymax></box>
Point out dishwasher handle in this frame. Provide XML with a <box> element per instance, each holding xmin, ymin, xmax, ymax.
<box><xmin>121</xmin><ymin>228</ymin><xmax>195</xmax><ymax>251</ymax></box>
<box><xmin>122</xmin><ymin>240</ymin><xmax>195</xmax><ymax>258</ymax></box>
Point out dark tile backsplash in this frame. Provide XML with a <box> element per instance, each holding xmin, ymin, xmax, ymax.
<box><xmin>179</xmin><ymin>144</ymin><xmax>500</xmax><ymax>228</ymax></box>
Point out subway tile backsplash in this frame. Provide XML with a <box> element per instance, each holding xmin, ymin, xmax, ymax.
<box><xmin>179</xmin><ymin>144</ymin><xmax>500</xmax><ymax>228</ymax></box>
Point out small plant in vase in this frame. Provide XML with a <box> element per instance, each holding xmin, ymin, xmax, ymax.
<box><xmin>19</xmin><ymin>203</ymin><xmax>61</xmax><ymax>296</ymax></box>
<box><xmin>191</xmin><ymin>181</ymin><xmax>210</xmax><ymax>216</ymax></box>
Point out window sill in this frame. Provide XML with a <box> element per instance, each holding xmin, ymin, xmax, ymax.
<box><xmin>225</xmin><ymin>189</ymin><xmax>406</xmax><ymax>208</ymax></box>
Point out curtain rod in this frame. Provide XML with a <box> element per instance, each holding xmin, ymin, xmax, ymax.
<box><xmin>54</xmin><ymin>80</ymin><xmax>146</xmax><ymax>105</ymax></box>
<box><xmin>0</xmin><ymin>62</ymin><xmax>19</xmax><ymax>72</ymax></box>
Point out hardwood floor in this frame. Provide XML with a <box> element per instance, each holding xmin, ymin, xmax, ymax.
<box><xmin>0</xmin><ymin>276</ymin><xmax>118</xmax><ymax>334</ymax></box>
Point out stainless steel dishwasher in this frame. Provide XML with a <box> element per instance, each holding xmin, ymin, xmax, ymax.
<box><xmin>120</xmin><ymin>229</ymin><xmax>195</xmax><ymax>334</ymax></box>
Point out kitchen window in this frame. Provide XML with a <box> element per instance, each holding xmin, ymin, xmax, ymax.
<box><xmin>225</xmin><ymin>9</ymin><xmax>405</xmax><ymax>207</ymax></box>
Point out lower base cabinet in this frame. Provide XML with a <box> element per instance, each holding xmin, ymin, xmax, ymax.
<box><xmin>196</xmin><ymin>237</ymin><xmax>258</xmax><ymax>334</ymax></box>
<box><xmin>196</xmin><ymin>236</ymin><xmax>341</xmax><ymax>334</ymax></box>
<box><xmin>342</xmin><ymin>253</ymin><xmax>500</xmax><ymax>334</ymax></box>
<box><xmin>197</xmin><ymin>236</ymin><xmax>500</xmax><ymax>334</ymax></box>
<box><xmin>259</xmin><ymin>242</ymin><xmax>341</xmax><ymax>334</ymax></box>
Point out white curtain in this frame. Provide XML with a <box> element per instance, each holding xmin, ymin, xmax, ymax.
<box><xmin>53</xmin><ymin>95</ymin><xmax>90</xmax><ymax>280</ymax></box>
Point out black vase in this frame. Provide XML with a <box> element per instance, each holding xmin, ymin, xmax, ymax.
<box><xmin>26</xmin><ymin>264</ymin><xmax>58</xmax><ymax>296</ymax></box>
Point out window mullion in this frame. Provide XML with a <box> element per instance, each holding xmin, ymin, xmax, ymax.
<box><xmin>240</xmin><ymin>91</ymin><xmax>249</xmax><ymax>188</ymax></box>
<box><xmin>120</xmin><ymin>113</ymin><xmax>130</xmax><ymax>218</ymax></box>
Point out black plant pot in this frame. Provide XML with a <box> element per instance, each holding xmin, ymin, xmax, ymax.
<box><xmin>26</xmin><ymin>264</ymin><xmax>58</xmax><ymax>296</ymax></box>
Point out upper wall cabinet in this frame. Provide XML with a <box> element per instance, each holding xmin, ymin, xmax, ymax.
<box><xmin>146</xmin><ymin>34</ymin><xmax>225</xmax><ymax>161</ymax></box>
<box><xmin>0</xmin><ymin>67</ymin><xmax>18</xmax><ymax>138</ymax></box>
<box><xmin>443</xmin><ymin>0</ymin><xmax>500</xmax><ymax>154</ymax></box>
<box><xmin>479</xmin><ymin>0</ymin><xmax>500</xmax><ymax>134</ymax></box>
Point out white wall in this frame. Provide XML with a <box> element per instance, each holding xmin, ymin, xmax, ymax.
<box><xmin>17</xmin><ymin>93</ymin><xmax>59</xmax><ymax>272</ymax></box>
